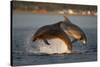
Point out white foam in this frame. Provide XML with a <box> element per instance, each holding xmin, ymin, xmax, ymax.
<box><xmin>25</xmin><ymin>32</ymin><xmax>72</xmax><ymax>54</ymax></box>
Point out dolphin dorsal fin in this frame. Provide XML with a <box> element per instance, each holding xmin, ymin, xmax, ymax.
<box><xmin>64</xmin><ymin>15</ymin><xmax>68</xmax><ymax>21</ymax></box>
<box><xmin>63</xmin><ymin>15</ymin><xmax>71</xmax><ymax>24</ymax></box>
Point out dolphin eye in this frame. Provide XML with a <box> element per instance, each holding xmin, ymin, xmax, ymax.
<box><xmin>80</xmin><ymin>37</ymin><xmax>83</xmax><ymax>40</ymax></box>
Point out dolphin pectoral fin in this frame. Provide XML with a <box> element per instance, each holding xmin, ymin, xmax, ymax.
<box><xmin>43</xmin><ymin>39</ymin><xmax>50</xmax><ymax>45</ymax></box>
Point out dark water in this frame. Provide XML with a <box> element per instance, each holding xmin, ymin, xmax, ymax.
<box><xmin>12</xmin><ymin>13</ymin><xmax>97</xmax><ymax>66</ymax></box>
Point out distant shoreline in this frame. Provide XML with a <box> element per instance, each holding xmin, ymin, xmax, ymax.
<box><xmin>13</xmin><ymin>10</ymin><xmax>97</xmax><ymax>16</ymax></box>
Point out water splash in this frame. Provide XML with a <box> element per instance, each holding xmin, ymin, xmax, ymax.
<box><xmin>24</xmin><ymin>30</ymin><xmax>71</xmax><ymax>54</ymax></box>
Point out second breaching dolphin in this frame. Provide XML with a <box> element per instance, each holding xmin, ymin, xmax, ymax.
<box><xmin>60</xmin><ymin>15</ymin><xmax>87</xmax><ymax>45</ymax></box>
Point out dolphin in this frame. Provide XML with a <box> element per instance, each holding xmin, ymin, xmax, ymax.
<box><xmin>32</xmin><ymin>21</ymin><xmax>72</xmax><ymax>50</ymax></box>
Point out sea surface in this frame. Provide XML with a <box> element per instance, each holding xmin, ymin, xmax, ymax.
<box><xmin>12</xmin><ymin>12</ymin><xmax>97</xmax><ymax>66</ymax></box>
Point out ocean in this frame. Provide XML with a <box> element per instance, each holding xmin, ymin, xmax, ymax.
<box><xmin>12</xmin><ymin>13</ymin><xmax>97</xmax><ymax>66</ymax></box>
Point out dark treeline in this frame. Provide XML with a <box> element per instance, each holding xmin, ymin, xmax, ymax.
<box><xmin>12</xmin><ymin>1</ymin><xmax>97</xmax><ymax>12</ymax></box>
